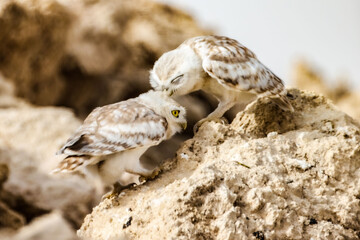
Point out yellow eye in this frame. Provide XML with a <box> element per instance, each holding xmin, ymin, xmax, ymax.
<box><xmin>171</xmin><ymin>110</ymin><xmax>180</xmax><ymax>118</ymax></box>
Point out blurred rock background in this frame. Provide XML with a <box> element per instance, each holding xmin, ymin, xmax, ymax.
<box><xmin>0</xmin><ymin>0</ymin><xmax>208</xmax><ymax>116</ymax></box>
<box><xmin>0</xmin><ymin>0</ymin><xmax>359</xmax><ymax>239</ymax></box>
<box><xmin>293</xmin><ymin>62</ymin><xmax>360</xmax><ymax>121</ymax></box>
<box><xmin>0</xmin><ymin>0</ymin><xmax>208</xmax><ymax>239</ymax></box>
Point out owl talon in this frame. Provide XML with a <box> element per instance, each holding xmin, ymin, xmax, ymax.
<box><xmin>139</xmin><ymin>176</ymin><xmax>146</xmax><ymax>183</ymax></box>
<box><xmin>101</xmin><ymin>182</ymin><xmax>130</xmax><ymax>200</ymax></box>
<box><xmin>102</xmin><ymin>190</ymin><xmax>116</xmax><ymax>200</ymax></box>
<box><xmin>149</xmin><ymin>168</ymin><xmax>161</xmax><ymax>179</ymax></box>
<box><xmin>139</xmin><ymin>168</ymin><xmax>161</xmax><ymax>183</ymax></box>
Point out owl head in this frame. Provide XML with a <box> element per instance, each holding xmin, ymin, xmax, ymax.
<box><xmin>150</xmin><ymin>45</ymin><xmax>204</xmax><ymax>97</ymax></box>
<box><xmin>138</xmin><ymin>91</ymin><xmax>187</xmax><ymax>136</ymax></box>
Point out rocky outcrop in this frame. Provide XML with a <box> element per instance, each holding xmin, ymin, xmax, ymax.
<box><xmin>0</xmin><ymin>74</ymin><xmax>96</xmax><ymax>239</ymax></box>
<box><xmin>6</xmin><ymin>212</ymin><xmax>77</xmax><ymax>240</ymax></box>
<box><xmin>0</xmin><ymin>163</ymin><xmax>25</xmax><ymax>230</ymax></box>
<box><xmin>0</xmin><ymin>104</ymin><xmax>97</xmax><ymax>227</ymax></box>
<box><xmin>79</xmin><ymin>89</ymin><xmax>360</xmax><ymax>240</ymax></box>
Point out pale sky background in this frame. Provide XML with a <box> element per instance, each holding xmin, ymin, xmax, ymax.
<box><xmin>156</xmin><ymin>0</ymin><xmax>360</xmax><ymax>88</ymax></box>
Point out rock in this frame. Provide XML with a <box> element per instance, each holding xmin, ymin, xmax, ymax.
<box><xmin>293</xmin><ymin>62</ymin><xmax>360</xmax><ymax>121</ymax></box>
<box><xmin>0</xmin><ymin>0</ymin><xmax>208</xmax><ymax>116</ymax></box>
<box><xmin>0</xmin><ymin>163</ymin><xmax>8</xmax><ymax>187</ymax></box>
<box><xmin>0</xmin><ymin>0</ymin><xmax>72</xmax><ymax>106</ymax></box>
<box><xmin>0</xmin><ymin>163</ymin><xmax>25</xmax><ymax>230</ymax></box>
<box><xmin>0</xmin><ymin>74</ymin><xmax>28</xmax><ymax>108</ymax></box>
<box><xmin>0</xmin><ymin>73</ymin><xmax>97</xmax><ymax>235</ymax></box>
<box><xmin>0</xmin><ymin>0</ymin><xmax>210</xmax><ymax>175</ymax></box>
<box><xmin>8</xmin><ymin>211</ymin><xmax>77</xmax><ymax>240</ymax></box>
<box><xmin>0</xmin><ymin>105</ymin><xmax>96</xmax><ymax>228</ymax></box>
<box><xmin>0</xmin><ymin>201</ymin><xmax>25</xmax><ymax>229</ymax></box>
<box><xmin>0</xmin><ymin>163</ymin><xmax>26</xmax><ymax>230</ymax></box>
<box><xmin>78</xmin><ymin>89</ymin><xmax>360</xmax><ymax>240</ymax></box>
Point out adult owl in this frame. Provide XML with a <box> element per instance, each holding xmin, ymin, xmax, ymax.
<box><xmin>53</xmin><ymin>91</ymin><xmax>187</xmax><ymax>192</ymax></box>
<box><xmin>150</xmin><ymin>35</ymin><xmax>293</xmax><ymax>132</ymax></box>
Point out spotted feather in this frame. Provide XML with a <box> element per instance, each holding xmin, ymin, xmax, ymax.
<box><xmin>186</xmin><ymin>36</ymin><xmax>286</xmax><ymax>97</ymax></box>
<box><xmin>58</xmin><ymin>100</ymin><xmax>168</xmax><ymax>157</ymax></box>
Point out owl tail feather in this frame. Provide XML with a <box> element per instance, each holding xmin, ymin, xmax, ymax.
<box><xmin>271</xmin><ymin>94</ymin><xmax>294</xmax><ymax>112</ymax></box>
<box><xmin>51</xmin><ymin>155</ymin><xmax>91</xmax><ymax>174</ymax></box>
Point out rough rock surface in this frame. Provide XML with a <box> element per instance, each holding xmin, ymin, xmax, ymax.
<box><xmin>6</xmin><ymin>212</ymin><xmax>77</xmax><ymax>240</ymax></box>
<box><xmin>0</xmin><ymin>163</ymin><xmax>25</xmax><ymax>230</ymax></box>
<box><xmin>0</xmin><ymin>75</ymin><xmax>98</xmax><ymax>238</ymax></box>
<box><xmin>79</xmin><ymin>89</ymin><xmax>360</xmax><ymax>240</ymax></box>
<box><xmin>0</xmin><ymin>105</ymin><xmax>97</xmax><ymax>228</ymax></box>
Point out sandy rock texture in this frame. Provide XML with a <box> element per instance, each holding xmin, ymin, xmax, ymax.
<box><xmin>0</xmin><ymin>0</ymin><xmax>208</xmax><ymax>117</ymax></box>
<box><xmin>0</xmin><ymin>106</ymin><xmax>96</xmax><ymax>225</ymax></box>
<box><xmin>7</xmin><ymin>212</ymin><xmax>77</xmax><ymax>240</ymax></box>
<box><xmin>0</xmin><ymin>163</ymin><xmax>25</xmax><ymax>230</ymax></box>
<box><xmin>79</xmin><ymin>89</ymin><xmax>360</xmax><ymax>240</ymax></box>
<box><xmin>0</xmin><ymin>74</ymin><xmax>96</xmax><ymax>239</ymax></box>
<box><xmin>293</xmin><ymin>62</ymin><xmax>360</xmax><ymax>121</ymax></box>
<box><xmin>0</xmin><ymin>105</ymin><xmax>97</xmax><ymax>238</ymax></box>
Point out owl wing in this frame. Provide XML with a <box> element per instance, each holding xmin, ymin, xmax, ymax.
<box><xmin>186</xmin><ymin>35</ymin><xmax>286</xmax><ymax>96</ymax></box>
<box><xmin>57</xmin><ymin>99</ymin><xmax>168</xmax><ymax>156</ymax></box>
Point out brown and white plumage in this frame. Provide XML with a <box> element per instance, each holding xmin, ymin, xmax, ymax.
<box><xmin>150</xmin><ymin>35</ymin><xmax>293</xmax><ymax>131</ymax></box>
<box><xmin>53</xmin><ymin>90</ymin><xmax>186</xmax><ymax>190</ymax></box>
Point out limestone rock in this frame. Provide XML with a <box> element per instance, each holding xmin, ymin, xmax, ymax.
<box><xmin>0</xmin><ymin>164</ymin><xmax>26</xmax><ymax>230</ymax></box>
<box><xmin>79</xmin><ymin>89</ymin><xmax>360</xmax><ymax>240</ymax></box>
<box><xmin>0</xmin><ymin>0</ymin><xmax>72</xmax><ymax>106</ymax></box>
<box><xmin>9</xmin><ymin>211</ymin><xmax>77</xmax><ymax>240</ymax></box>
<box><xmin>0</xmin><ymin>105</ymin><xmax>96</xmax><ymax>228</ymax></box>
<box><xmin>0</xmin><ymin>0</ymin><xmax>208</xmax><ymax>117</ymax></box>
<box><xmin>0</xmin><ymin>0</ymin><xmax>210</xmax><ymax>173</ymax></box>
<box><xmin>0</xmin><ymin>201</ymin><xmax>25</xmax><ymax>229</ymax></box>
<box><xmin>293</xmin><ymin>62</ymin><xmax>360</xmax><ymax>121</ymax></box>
<box><xmin>0</xmin><ymin>74</ymin><xmax>28</xmax><ymax>108</ymax></box>
<box><xmin>0</xmin><ymin>163</ymin><xmax>8</xmax><ymax>187</ymax></box>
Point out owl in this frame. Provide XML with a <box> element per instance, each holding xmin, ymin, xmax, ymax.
<box><xmin>53</xmin><ymin>90</ymin><xmax>187</xmax><ymax>192</ymax></box>
<box><xmin>150</xmin><ymin>35</ymin><xmax>293</xmax><ymax>132</ymax></box>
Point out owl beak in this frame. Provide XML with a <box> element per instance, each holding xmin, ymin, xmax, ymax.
<box><xmin>162</xmin><ymin>88</ymin><xmax>173</xmax><ymax>96</ymax></box>
<box><xmin>169</xmin><ymin>90</ymin><xmax>176</xmax><ymax>96</ymax></box>
<box><xmin>179</xmin><ymin>122</ymin><xmax>187</xmax><ymax>130</ymax></box>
